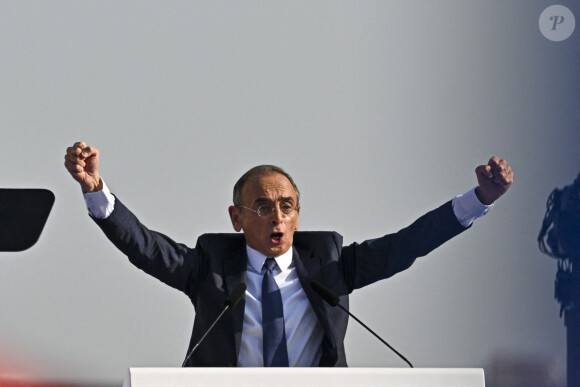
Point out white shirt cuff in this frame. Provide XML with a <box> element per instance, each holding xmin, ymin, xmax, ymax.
<box><xmin>452</xmin><ymin>187</ymin><xmax>493</xmax><ymax>227</ymax></box>
<box><xmin>84</xmin><ymin>179</ymin><xmax>115</xmax><ymax>219</ymax></box>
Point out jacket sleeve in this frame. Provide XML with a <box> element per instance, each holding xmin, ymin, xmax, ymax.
<box><xmin>340</xmin><ymin>200</ymin><xmax>468</xmax><ymax>292</ymax></box>
<box><xmin>91</xmin><ymin>196</ymin><xmax>206</xmax><ymax>296</ymax></box>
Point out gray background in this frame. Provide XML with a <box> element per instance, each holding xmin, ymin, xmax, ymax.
<box><xmin>1</xmin><ymin>1</ymin><xmax>578</xmax><ymax>385</ymax></box>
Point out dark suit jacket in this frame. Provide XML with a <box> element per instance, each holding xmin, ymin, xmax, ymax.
<box><xmin>93</xmin><ymin>197</ymin><xmax>466</xmax><ymax>367</ymax></box>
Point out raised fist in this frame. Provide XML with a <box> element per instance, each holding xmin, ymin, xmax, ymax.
<box><xmin>64</xmin><ymin>141</ymin><xmax>102</xmax><ymax>193</ymax></box>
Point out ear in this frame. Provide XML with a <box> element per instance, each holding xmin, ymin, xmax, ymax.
<box><xmin>295</xmin><ymin>205</ymin><xmax>300</xmax><ymax>231</ymax></box>
<box><xmin>228</xmin><ymin>205</ymin><xmax>243</xmax><ymax>232</ymax></box>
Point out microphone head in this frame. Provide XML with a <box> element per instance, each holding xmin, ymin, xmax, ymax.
<box><xmin>311</xmin><ymin>281</ymin><xmax>340</xmax><ymax>307</ymax></box>
<box><xmin>225</xmin><ymin>283</ymin><xmax>247</xmax><ymax>308</ymax></box>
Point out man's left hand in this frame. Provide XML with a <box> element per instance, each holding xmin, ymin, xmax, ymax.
<box><xmin>475</xmin><ymin>156</ymin><xmax>514</xmax><ymax>205</ymax></box>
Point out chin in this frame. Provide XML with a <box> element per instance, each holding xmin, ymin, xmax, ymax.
<box><xmin>269</xmin><ymin>248</ymin><xmax>282</xmax><ymax>256</ymax></box>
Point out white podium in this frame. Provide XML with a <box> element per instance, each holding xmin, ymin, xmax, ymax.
<box><xmin>123</xmin><ymin>367</ymin><xmax>485</xmax><ymax>387</ymax></box>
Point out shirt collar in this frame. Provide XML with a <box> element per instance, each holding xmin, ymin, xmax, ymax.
<box><xmin>246</xmin><ymin>245</ymin><xmax>293</xmax><ymax>273</ymax></box>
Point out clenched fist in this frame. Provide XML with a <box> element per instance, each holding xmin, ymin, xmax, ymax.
<box><xmin>475</xmin><ymin>156</ymin><xmax>514</xmax><ymax>205</ymax></box>
<box><xmin>64</xmin><ymin>141</ymin><xmax>102</xmax><ymax>193</ymax></box>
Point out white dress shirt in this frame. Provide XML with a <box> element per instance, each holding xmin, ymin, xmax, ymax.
<box><xmin>237</xmin><ymin>245</ymin><xmax>324</xmax><ymax>366</ymax></box>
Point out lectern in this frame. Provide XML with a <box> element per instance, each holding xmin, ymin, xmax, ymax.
<box><xmin>123</xmin><ymin>368</ymin><xmax>485</xmax><ymax>387</ymax></box>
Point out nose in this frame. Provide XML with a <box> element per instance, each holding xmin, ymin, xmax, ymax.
<box><xmin>271</xmin><ymin>206</ymin><xmax>285</xmax><ymax>224</ymax></box>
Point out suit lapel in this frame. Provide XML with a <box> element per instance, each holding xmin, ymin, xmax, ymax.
<box><xmin>292</xmin><ymin>246</ymin><xmax>337</xmax><ymax>351</ymax></box>
<box><xmin>224</xmin><ymin>240</ymin><xmax>248</xmax><ymax>363</ymax></box>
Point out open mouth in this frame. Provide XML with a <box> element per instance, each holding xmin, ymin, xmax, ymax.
<box><xmin>270</xmin><ymin>232</ymin><xmax>282</xmax><ymax>243</ymax></box>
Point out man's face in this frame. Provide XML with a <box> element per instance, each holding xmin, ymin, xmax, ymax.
<box><xmin>228</xmin><ymin>172</ymin><xmax>300</xmax><ymax>257</ymax></box>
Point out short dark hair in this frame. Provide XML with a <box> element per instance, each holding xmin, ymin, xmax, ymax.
<box><xmin>233</xmin><ymin>165</ymin><xmax>300</xmax><ymax>207</ymax></box>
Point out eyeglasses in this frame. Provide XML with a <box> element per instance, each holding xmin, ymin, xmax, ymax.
<box><xmin>240</xmin><ymin>204</ymin><xmax>298</xmax><ymax>218</ymax></box>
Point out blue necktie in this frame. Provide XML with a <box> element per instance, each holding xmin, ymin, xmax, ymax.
<box><xmin>262</xmin><ymin>258</ymin><xmax>289</xmax><ymax>367</ymax></box>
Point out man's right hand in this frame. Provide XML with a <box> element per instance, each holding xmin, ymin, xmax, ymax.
<box><xmin>64</xmin><ymin>141</ymin><xmax>103</xmax><ymax>193</ymax></box>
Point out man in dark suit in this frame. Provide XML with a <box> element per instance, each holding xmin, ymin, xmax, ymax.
<box><xmin>64</xmin><ymin>141</ymin><xmax>513</xmax><ymax>367</ymax></box>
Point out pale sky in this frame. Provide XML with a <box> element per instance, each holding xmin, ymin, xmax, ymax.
<box><xmin>1</xmin><ymin>1</ymin><xmax>578</xmax><ymax>385</ymax></box>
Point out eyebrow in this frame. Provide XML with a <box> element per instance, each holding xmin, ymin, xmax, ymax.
<box><xmin>254</xmin><ymin>196</ymin><xmax>295</xmax><ymax>205</ymax></box>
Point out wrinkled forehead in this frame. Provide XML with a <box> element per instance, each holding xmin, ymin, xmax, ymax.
<box><xmin>241</xmin><ymin>172</ymin><xmax>298</xmax><ymax>204</ymax></box>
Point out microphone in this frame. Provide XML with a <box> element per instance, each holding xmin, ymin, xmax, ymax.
<box><xmin>310</xmin><ymin>281</ymin><xmax>413</xmax><ymax>368</ymax></box>
<box><xmin>181</xmin><ymin>283</ymin><xmax>247</xmax><ymax>367</ymax></box>
<box><xmin>225</xmin><ymin>283</ymin><xmax>247</xmax><ymax>308</ymax></box>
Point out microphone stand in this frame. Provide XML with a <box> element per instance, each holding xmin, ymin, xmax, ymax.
<box><xmin>311</xmin><ymin>281</ymin><xmax>413</xmax><ymax>368</ymax></box>
<box><xmin>182</xmin><ymin>283</ymin><xmax>246</xmax><ymax>367</ymax></box>
<box><xmin>335</xmin><ymin>302</ymin><xmax>413</xmax><ymax>368</ymax></box>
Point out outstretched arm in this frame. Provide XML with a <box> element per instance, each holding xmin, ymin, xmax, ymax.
<box><xmin>64</xmin><ymin>141</ymin><xmax>199</xmax><ymax>293</ymax></box>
